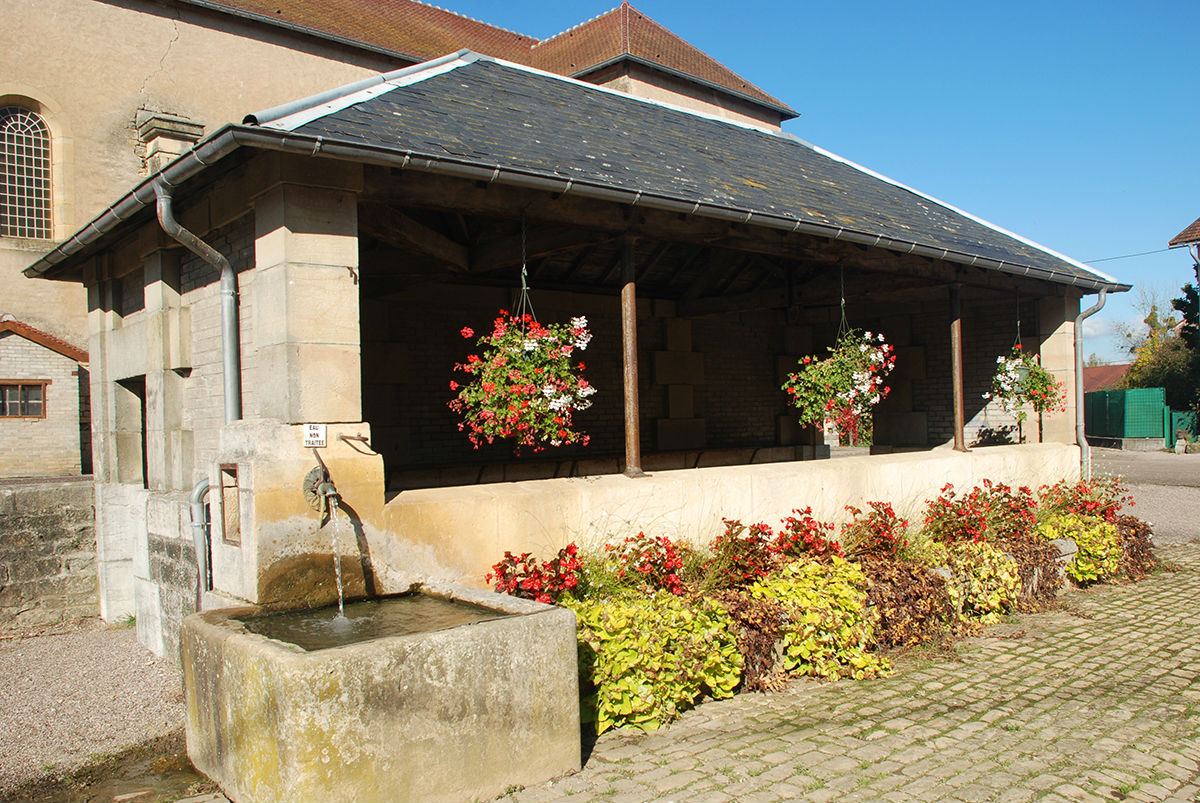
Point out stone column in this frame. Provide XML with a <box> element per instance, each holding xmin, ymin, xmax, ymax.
<box><xmin>1038</xmin><ymin>291</ymin><xmax>1081</xmax><ymax>444</ymax></box>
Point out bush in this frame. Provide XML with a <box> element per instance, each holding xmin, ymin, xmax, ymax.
<box><xmin>567</xmin><ymin>595</ymin><xmax>743</xmax><ymax>734</ymax></box>
<box><xmin>713</xmin><ymin>591</ymin><xmax>790</xmax><ymax>692</ymax></box>
<box><xmin>943</xmin><ymin>541</ymin><xmax>1020</xmax><ymax>623</ymax></box>
<box><xmin>858</xmin><ymin>555</ymin><xmax>954</xmax><ymax>649</ymax></box>
<box><xmin>923</xmin><ymin>483</ymin><xmax>990</xmax><ymax>543</ymax></box>
<box><xmin>747</xmin><ymin>557</ymin><xmax>889</xmax><ymax>680</ymax></box>
<box><xmin>773</xmin><ymin>507</ymin><xmax>842</xmax><ymax>561</ymax></box>
<box><xmin>1113</xmin><ymin>514</ymin><xmax>1156</xmax><ymax>582</ymax></box>
<box><xmin>1039</xmin><ymin>514</ymin><xmax>1121</xmax><ymax>585</ymax></box>
<box><xmin>978</xmin><ymin>480</ymin><xmax>1037</xmax><ymax>540</ymax></box>
<box><xmin>993</xmin><ymin>531</ymin><xmax>1063</xmax><ymax>607</ymax></box>
<box><xmin>605</xmin><ymin>531</ymin><xmax>686</xmax><ymax>596</ymax></box>
<box><xmin>485</xmin><ymin>544</ymin><xmax>582</xmax><ymax>604</ymax></box>
<box><xmin>1037</xmin><ymin>477</ymin><xmax>1132</xmax><ymax>523</ymax></box>
<box><xmin>842</xmin><ymin>501</ymin><xmax>909</xmax><ymax>558</ymax></box>
<box><xmin>703</xmin><ymin>519</ymin><xmax>777</xmax><ymax>590</ymax></box>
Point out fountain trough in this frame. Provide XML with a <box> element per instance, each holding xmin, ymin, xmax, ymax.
<box><xmin>181</xmin><ymin>584</ymin><xmax>580</xmax><ymax>803</ymax></box>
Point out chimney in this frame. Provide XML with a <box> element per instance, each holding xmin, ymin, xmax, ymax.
<box><xmin>136</xmin><ymin>110</ymin><xmax>204</xmax><ymax>173</ymax></box>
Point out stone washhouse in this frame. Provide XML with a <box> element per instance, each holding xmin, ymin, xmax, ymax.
<box><xmin>26</xmin><ymin>52</ymin><xmax>1127</xmax><ymax>655</ymax></box>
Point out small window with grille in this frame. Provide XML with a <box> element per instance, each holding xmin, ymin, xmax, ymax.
<box><xmin>0</xmin><ymin>106</ymin><xmax>52</xmax><ymax>239</ymax></box>
<box><xmin>0</xmin><ymin>381</ymin><xmax>48</xmax><ymax>418</ymax></box>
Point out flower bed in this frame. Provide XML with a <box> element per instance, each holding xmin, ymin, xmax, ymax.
<box><xmin>486</xmin><ymin>473</ymin><xmax>1149</xmax><ymax>734</ymax></box>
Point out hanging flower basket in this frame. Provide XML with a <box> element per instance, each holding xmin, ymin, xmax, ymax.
<box><xmin>982</xmin><ymin>345</ymin><xmax>1066</xmax><ymax>425</ymax></box>
<box><xmin>448</xmin><ymin>310</ymin><xmax>595</xmax><ymax>453</ymax></box>
<box><xmin>781</xmin><ymin>330</ymin><xmax>896</xmax><ymax>444</ymax></box>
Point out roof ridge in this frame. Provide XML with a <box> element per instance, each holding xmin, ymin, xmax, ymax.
<box><xmin>409</xmin><ymin>0</ymin><xmax>535</xmax><ymax>43</ymax></box>
<box><xmin>0</xmin><ymin>317</ymin><xmax>88</xmax><ymax>363</ymax></box>
<box><xmin>532</xmin><ymin>3</ymin><xmax>623</xmax><ymax>49</ymax></box>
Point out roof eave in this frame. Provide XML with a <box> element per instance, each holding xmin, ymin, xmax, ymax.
<box><xmin>28</xmin><ymin>126</ymin><xmax>1127</xmax><ymax>294</ymax></box>
<box><xmin>172</xmin><ymin>0</ymin><xmax>423</xmax><ymax>64</ymax></box>
<box><xmin>571</xmin><ymin>53</ymin><xmax>799</xmax><ymax>120</ymax></box>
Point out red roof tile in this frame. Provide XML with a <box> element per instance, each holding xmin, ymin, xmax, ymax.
<box><xmin>187</xmin><ymin>0</ymin><xmax>792</xmax><ymax>115</ymax></box>
<box><xmin>1083</xmin><ymin>363</ymin><xmax>1130</xmax><ymax>393</ymax></box>
<box><xmin>0</xmin><ymin>316</ymin><xmax>88</xmax><ymax>363</ymax></box>
<box><xmin>1169</xmin><ymin>215</ymin><xmax>1200</xmax><ymax>248</ymax></box>
<box><xmin>530</xmin><ymin>3</ymin><xmax>790</xmax><ymax>112</ymax></box>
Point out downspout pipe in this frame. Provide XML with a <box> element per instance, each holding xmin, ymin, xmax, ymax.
<box><xmin>153</xmin><ymin>179</ymin><xmax>242</xmax><ymax>423</ymax></box>
<box><xmin>188</xmin><ymin>478</ymin><xmax>212</xmax><ymax>609</ymax></box>
<box><xmin>1075</xmin><ymin>289</ymin><xmax>1108</xmax><ymax>480</ymax></box>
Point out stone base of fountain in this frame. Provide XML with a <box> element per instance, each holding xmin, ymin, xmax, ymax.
<box><xmin>181</xmin><ymin>584</ymin><xmax>580</xmax><ymax>803</ymax></box>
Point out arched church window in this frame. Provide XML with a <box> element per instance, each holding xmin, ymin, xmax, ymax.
<box><xmin>0</xmin><ymin>106</ymin><xmax>52</xmax><ymax>239</ymax></box>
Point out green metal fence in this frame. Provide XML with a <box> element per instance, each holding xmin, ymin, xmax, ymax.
<box><xmin>1085</xmin><ymin>387</ymin><xmax>1167</xmax><ymax>439</ymax></box>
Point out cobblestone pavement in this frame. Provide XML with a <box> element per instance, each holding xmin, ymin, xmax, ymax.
<box><xmin>509</xmin><ymin>544</ymin><xmax>1200</xmax><ymax>803</ymax></box>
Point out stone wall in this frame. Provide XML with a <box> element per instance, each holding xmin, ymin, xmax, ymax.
<box><xmin>0</xmin><ymin>478</ymin><xmax>97</xmax><ymax>630</ymax></box>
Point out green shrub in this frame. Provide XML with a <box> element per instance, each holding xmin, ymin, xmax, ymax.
<box><xmin>566</xmin><ymin>595</ymin><xmax>743</xmax><ymax>734</ymax></box>
<box><xmin>747</xmin><ymin>557</ymin><xmax>888</xmax><ymax>680</ymax></box>
<box><xmin>944</xmin><ymin>541</ymin><xmax>1020</xmax><ymax>623</ymax></box>
<box><xmin>1039</xmin><ymin>513</ymin><xmax>1121</xmax><ymax>585</ymax></box>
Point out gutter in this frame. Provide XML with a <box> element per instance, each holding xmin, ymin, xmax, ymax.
<box><xmin>153</xmin><ymin>178</ymin><xmax>243</xmax><ymax>423</ymax></box>
<box><xmin>1075</xmin><ymin>289</ymin><xmax>1108</xmax><ymax>480</ymax></box>
<box><xmin>24</xmin><ymin>125</ymin><xmax>1131</xmax><ymax>294</ymax></box>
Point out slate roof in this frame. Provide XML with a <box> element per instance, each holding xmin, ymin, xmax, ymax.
<box><xmin>1169</xmin><ymin>215</ymin><xmax>1200</xmax><ymax>248</ymax></box>
<box><xmin>179</xmin><ymin>0</ymin><xmax>793</xmax><ymax>116</ymax></box>
<box><xmin>25</xmin><ymin>53</ymin><xmax>1125</xmax><ymax>292</ymax></box>
<box><xmin>257</xmin><ymin>53</ymin><xmax>1122</xmax><ymax>290</ymax></box>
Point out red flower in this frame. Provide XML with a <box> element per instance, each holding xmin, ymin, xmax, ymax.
<box><xmin>460</xmin><ymin>326</ymin><xmax>474</xmax><ymax>339</ymax></box>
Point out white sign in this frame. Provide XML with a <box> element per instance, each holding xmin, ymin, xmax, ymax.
<box><xmin>304</xmin><ymin>424</ymin><xmax>327</xmax><ymax>448</ymax></box>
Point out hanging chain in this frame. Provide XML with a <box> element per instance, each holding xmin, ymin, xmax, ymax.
<box><xmin>514</xmin><ymin>213</ymin><xmax>536</xmax><ymax>331</ymax></box>
<box><xmin>837</xmin><ymin>266</ymin><xmax>850</xmax><ymax>340</ymax></box>
<box><xmin>1014</xmin><ymin>292</ymin><xmax>1022</xmax><ymax>349</ymax></box>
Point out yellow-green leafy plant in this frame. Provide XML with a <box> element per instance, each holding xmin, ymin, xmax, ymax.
<box><xmin>566</xmin><ymin>595</ymin><xmax>742</xmax><ymax>734</ymax></box>
<box><xmin>1039</xmin><ymin>513</ymin><xmax>1120</xmax><ymax>585</ymax></box>
<box><xmin>747</xmin><ymin>556</ymin><xmax>889</xmax><ymax>680</ymax></box>
<box><xmin>944</xmin><ymin>541</ymin><xmax>1020</xmax><ymax>623</ymax></box>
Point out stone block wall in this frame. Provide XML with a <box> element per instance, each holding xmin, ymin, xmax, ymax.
<box><xmin>0</xmin><ymin>479</ymin><xmax>97</xmax><ymax>630</ymax></box>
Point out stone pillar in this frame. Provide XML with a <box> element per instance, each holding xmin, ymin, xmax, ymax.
<box><xmin>1038</xmin><ymin>292</ymin><xmax>1081</xmax><ymax>444</ymax></box>
<box><xmin>252</xmin><ymin>176</ymin><xmax>362</xmax><ymax>424</ymax></box>
<box><xmin>204</xmin><ymin>156</ymin><xmax>385</xmax><ymax>607</ymax></box>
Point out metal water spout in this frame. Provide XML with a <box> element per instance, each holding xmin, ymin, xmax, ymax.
<box><xmin>303</xmin><ymin>448</ymin><xmax>340</xmax><ymax>516</ymax></box>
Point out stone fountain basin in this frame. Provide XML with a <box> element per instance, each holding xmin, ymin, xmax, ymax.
<box><xmin>181</xmin><ymin>585</ymin><xmax>580</xmax><ymax>803</ymax></box>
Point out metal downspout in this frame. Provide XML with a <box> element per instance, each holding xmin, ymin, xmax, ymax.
<box><xmin>1075</xmin><ymin>289</ymin><xmax>1108</xmax><ymax>480</ymax></box>
<box><xmin>153</xmin><ymin>179</ymin><xmax>243</xmax><ymax>423</ymax></box>
<box><xmin>189</xmin><ymin>478</ymin><xmax>211</xmax><ymax>609</ymax></box>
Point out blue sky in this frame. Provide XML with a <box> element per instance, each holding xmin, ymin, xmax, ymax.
<box><xmin>446</xmin><ymin>0</ymin><xmax>1198</xmax><ymax>361</ymax></box>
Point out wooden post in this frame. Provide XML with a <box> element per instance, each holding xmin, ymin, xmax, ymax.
<box><xmin>621</xmin><ymin>236</ymin><xmax>644</xmax><ymax>476</ymax></box>
<box><xmin>950</xmin><ymin>283</ymin><xmax>968</xmax><ymax>452</ymax></box>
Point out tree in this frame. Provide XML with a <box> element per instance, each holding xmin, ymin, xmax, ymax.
<box><xmin>1171</xmin><ymin>271</ymin><xmax>1199</xmax><ymax>412</ymax></box>
<box><xmin>1117</xmin><ymin>281</ymin><xmax>1198</xmax><ymax>411</ymax></box>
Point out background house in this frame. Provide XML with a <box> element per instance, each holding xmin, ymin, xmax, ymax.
<box><xmin>2</xmin><ymin>0</ymin><xmax>789</xmax><ymax>477</ymax></box>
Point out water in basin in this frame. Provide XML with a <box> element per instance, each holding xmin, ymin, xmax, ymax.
<box><xmin>239</xmin><ymin>593</ymin><xmax>510</xmax><ymax>651</ymax></box>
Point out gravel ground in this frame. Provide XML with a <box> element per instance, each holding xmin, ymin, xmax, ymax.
<box><xmin>0</xmin><ymin>619</ymin><xmax>184</xmax><ymax>794</ymax></box>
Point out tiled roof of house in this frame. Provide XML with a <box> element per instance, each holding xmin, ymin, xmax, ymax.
<box><xmin>1083</xmin><ymin>363</ymin><xmax>1130</xmax><ymax>393</ymax></box>
<box><xmin>260</xmin><ymin>54</ymin><xmax>1120</xmax><ymax>289</ymax></box>
<box><xmin>181</xmin><ymin>0</ymin><xmax>794</xmax><ymax>117</ymax></box>
<box><xmin>531</xmin><ymin>3</ymin><xmax>790</xmax><ymax>112</ymax></box>
<box><xmin>0</xmin><ymin>315</ymin><xmax>88</xmax><ymax>363</ymax></box>
<box><xmin>1169</xmin><ymin>215</ymin><xmax>1200</xmax><ymax>248</ymax></box>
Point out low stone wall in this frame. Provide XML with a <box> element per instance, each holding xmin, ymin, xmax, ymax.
<box><xmin>383</xmin><ymin>443</ymin><xmax>1081</xmax><ymax>586</ymax></box>
<box><xmin>0</xmin><ymin>478</ymin><xmax>97</xmax><ymax>630</ymax></box>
